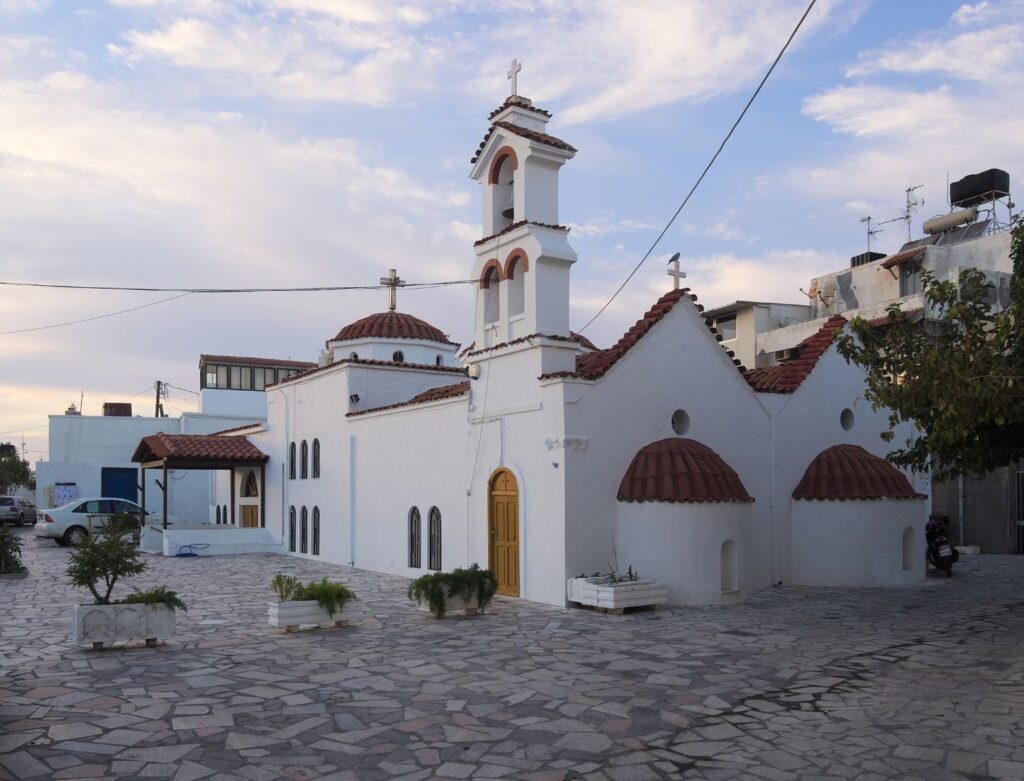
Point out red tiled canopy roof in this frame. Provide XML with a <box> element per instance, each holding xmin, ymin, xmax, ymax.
<box><xmin>617</xmin><ymin>438</ymin><xmax>754</xmax><ymax>504</ymax></box>
<box><xmin>132</xmin><ymin>433</ymin><xmax>268</xmax><ymax>465</ymax></box>
<box><xmin>792</xmin><ymin>444</ymin><xmax>925</xmax><ymax>501</ymax></box>
<box><xmin>880</xmin><ymin>247</ymin><xmax>925</xmax><ymax>269</ymax></box>
<box><xmin>744</xmin><ymin>315</ymin><xmax>847</xmax><ymax>393</ymax></box>
<box><xmin>330</xmin><ymin>311</ymin><xmax>455</xmax><ymax>345</ymax></box>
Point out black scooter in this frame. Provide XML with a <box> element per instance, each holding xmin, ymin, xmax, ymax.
<box><xmin>926</xmin><ymin>514</ymin><xmax>958</xmax><ymax>577</ymax></box>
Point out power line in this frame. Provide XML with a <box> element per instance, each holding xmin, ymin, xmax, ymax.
<box><xmin>0</xmin><ymin>292</ymin><xmax>192</xmax><ymax>336</ymax></box>
<box><xmin>577</xmin><ymin>0</ymin><xmax>818</xmax><ymax>334</ymax></box>
<box><xmin>0</xmin><ymin>423</ymin><xmax>49</xmax><ymax>437</ymax></box>
<box><xmin>0</xmin><ymin>279</ymin><xmax>476</xmax><ymax>294</ymax></box>
<box><xmin>163</xmin><ymin>383</ymin><xmax>198</xmax><ymax>395</ymax></box>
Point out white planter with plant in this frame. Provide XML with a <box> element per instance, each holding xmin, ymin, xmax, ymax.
<box><xmin>67</xmin><ymin>515</ymin><xmax>187</xmax><ymax>650</ymax></box>
<box><xmin>268</xmin><ymin>574</ymin><xmax>359</xmax><ymax>631</ymax></box>
<box><xmin>407</xmin><ymin>564</ymin><xmax>497</xmax><ymax>619</ymax></box>
<box><xmin>567</xmin><ymin>567</ymin><xmax>668</xmax><ymax>611</ymax></box>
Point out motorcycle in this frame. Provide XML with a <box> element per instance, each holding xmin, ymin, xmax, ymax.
<box><xmin>926</xmin><ymin>514</ymin><xmax>958</xmax><ymax>577</ymax></box>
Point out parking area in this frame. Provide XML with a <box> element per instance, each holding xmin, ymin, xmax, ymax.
<box><xmin>2</xmin><ymin>528</ymin><xmax>1023</xmax><ymax>780</ymax></box>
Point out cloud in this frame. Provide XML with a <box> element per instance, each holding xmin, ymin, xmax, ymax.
<box><xmin>803</xmin><ymin>84</ymin><xmax>957</xmax><ymax>138</ymax></box>
<box><xmin>568</xmin><ymin>214</ymin><xmax>658</xmax><ymax>238</ymax></box>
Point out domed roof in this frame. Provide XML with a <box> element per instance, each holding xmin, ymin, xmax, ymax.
<box><xmin>793</xmin><ymin>444</ymin><xmax>925</xmax><ymax>501</ymax></box>
<box><xmin>617</xmin><ymin>438</ymin><xmax>753</xmax><ymax>504</ymax></box>
<box><xmin>330</xmin><ymin>311</ymin><xmax>455</xmax><ymax>345</ymax></box>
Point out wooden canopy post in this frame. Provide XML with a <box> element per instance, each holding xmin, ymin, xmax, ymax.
<box><xmin>162</xmin><ymin>463</ymin><xmax>168</xmax><ymax>530</ymax></box>
<box><xmin>260</xmin><ymin>463</ymin><xmax>266</xmax><ymax>529</ymax></box>
<box><xmin>140</xmin><ymin>467</ymin><xmax>147</xmax><ymax>530</ymax></box>
<box><xmin>230</xmin><ymin>469</ymin><xmax>236</xmax><ymax>527</ymax></box>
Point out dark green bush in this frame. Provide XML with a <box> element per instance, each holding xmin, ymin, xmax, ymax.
<box><xmin>269</xmin><ymin>574</ymin><xmax>355</xmax><ymax>617</ymax></box>
<box><xmin>66</xmin><ymin>516</ymin><xmax>146</xmax><ymax>604</ymax></box>
<box><xmin>0</xmin><ymin>525</ymin><xmax>25</xmax><ymax>574</ymax></box>
<box><xmin>124</xmin><ymin>586</ymin><xmax>187</xmax><ymax>612</ymax></box>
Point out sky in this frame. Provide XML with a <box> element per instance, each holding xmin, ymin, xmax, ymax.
<box><xmin>1</xmin><ymin>0</ymin><xmax>1022</xmax><ymax>462</ymax></box>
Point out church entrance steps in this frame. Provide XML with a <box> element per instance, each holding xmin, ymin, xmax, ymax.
<box><xmin>144</xmin><ymin>524</ymin><xmax>279</xmax><ymax>557</ymax></box>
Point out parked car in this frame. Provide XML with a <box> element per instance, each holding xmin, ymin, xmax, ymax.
<box><xmin>1</xmin><ymin>496</ymin><xmax>36</xmax><ymax>526</ymax></box>
<box><xmin>35</xmin><ymin>498</ymin><xmax>178</xmax><ymax>546</ymax></box>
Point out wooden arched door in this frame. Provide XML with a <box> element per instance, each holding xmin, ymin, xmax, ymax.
<box><xmin>488</xmin><ymin>469</ymin><xmax>520</xmax><ymax>597</ymax></box>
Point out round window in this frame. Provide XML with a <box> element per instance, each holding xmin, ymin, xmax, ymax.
<box><xmin>840</xmin><ymin>408</ymin><xmax>854</xmax><ymax>430</ymax></box>
<box><xmin>671</xmin><ymin>409</ymin><xmax>690</xmax><ymax>436</ymax></box>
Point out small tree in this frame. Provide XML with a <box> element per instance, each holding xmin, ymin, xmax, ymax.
<box><xmin>0</xmin><ymin>443</ymin><xmax>32</xmax><ymax>495</ymax></box>
<box><xmin>0</xmin><ymin>526</ymin><xmax>25</xmax><ymax>574</ymax></box>
<box><xmin>66</xmin><ymin>515</ymin><xmax>147</xmax><ymax>604</ymax></box>
<box><xmin>837</xmin><ymin>218</ymin><xmax>1024</xmax><ymax>478</ymax></box>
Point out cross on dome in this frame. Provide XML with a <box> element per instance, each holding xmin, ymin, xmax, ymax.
<box><xmin>379</xmin><ymin>268</ymin><xmax>406</xmax><ymax>311</ymax></box>
<box><xmin>507</xmin><ymin>58</ymin><xmax>521</xmax><ymax>97</ymax></box>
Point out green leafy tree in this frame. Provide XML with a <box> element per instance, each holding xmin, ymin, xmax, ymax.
<box><xmin>0</xmin><ymin>443</ymin><xmax>32</xmax><ymax>495</ymax></box>
<box><xmin>66</xmin><ymin>515</ymin><xmax>147</xmax><ymax>604</ymax></box>
<box><xmin>837</xmin><ymin>218</ymin><xmax>1024</xmax><ymax>479</ymax></box>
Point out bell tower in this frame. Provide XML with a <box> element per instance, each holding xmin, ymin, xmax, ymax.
<box><xmin>468</xmin><ymin>61</ymin><xmax>577</xmax><ymax>351</ymax></box>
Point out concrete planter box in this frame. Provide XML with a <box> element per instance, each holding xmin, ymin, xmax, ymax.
<box><xmin>72</xmin><ymin>603</ymin><xmax>177</xmax><ymax>650</ymax></box>
<box><xmin>413</xmin><ymin>591</ymin><xmax>481</xmax><ymax>618</ymax></box>
<box><xmin>0</xmin><ymin>568</ymin><xmax>28</xmax><ymax>579</ymax></box>
<box><xmin>567</xmin><ymin>577</ymin><xmax>668</xmax><ymax>612</ymax></box>
<box><xmin>268</xmin><ymin>600</ymin><xmax>360</xmax><ymax>631</ymax></box>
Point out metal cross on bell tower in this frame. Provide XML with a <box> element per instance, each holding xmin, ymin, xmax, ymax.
<box><xmin>379</xmin><ymin>268</ymin><xmax>406</xmax><ymax>311</ymax></box>
<box><xmin>666</xmin><ymin>253</ymin><xmax>686</xmax><ymax>290</ymax></box>
<box><xmin>507</xmin><ymin>58</ymin><xmax>521</xmax><ymax>97</ymax></box>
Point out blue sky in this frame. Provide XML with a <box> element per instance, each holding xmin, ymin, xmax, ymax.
<box><xmin>1</xmin><ymin>0</ymin><xmax>1022</xmax><ymax>460</ymax></box>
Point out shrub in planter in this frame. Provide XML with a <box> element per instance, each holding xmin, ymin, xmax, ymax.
<box><xmin>66</xmin><ymin>516</ymin><xmax>186</xmax><ymax>649</ymax></box>
<box><xmin>0</xmin><ymin>525</ymin><xmax>26</xmax><ymax>576</ymax></box>
<box><xmin>268</xmin><ymin>573</ymin><xmax>358</xmax><ymax>630</ymax></box>
<box><xmin>407</xmin><ymin>563</ymin><xmax>498</xmax><ymax>618</ymax></box>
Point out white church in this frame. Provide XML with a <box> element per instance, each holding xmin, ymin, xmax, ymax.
<box><xmin>136</xmin><ymin>81</ymin><xmax>930</xmax><ymax>607</ymax></box>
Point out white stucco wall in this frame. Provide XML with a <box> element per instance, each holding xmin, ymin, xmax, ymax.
<box><xmin>199</xmin><ymin>389</ymin><xmax>268</xmax><ymax>418</ymax></box>
<box><xmin>790</xmin><ymin>498</ymin><xmax>926</xmax><ymax>586</ymax></box>
<box><xmin>616</xmin><ymin>501</ymin><xmax>752</xmax><ymax>605</ymax></box>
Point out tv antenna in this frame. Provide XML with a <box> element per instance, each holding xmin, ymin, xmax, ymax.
<box><xmin>860</xmin><ymin>215</ymin><xmax>883</xmax><ymax>254</ymax></box>
<box><xmin>880</xmin><ymin>185</ymin><xmax>924</xmax><ymax>242</ymax></box>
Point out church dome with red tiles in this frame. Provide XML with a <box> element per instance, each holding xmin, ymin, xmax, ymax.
<box><xmin>617</xmin><ymin>438</ymin><xmax>753</xmax><ymax>504</ymax></box>
<box><xmin>330</xmin><ymin>311</ymin><xmax>455</xmax><ymax>345</ymax></box>
<box><xmin>792</xmin><ymin>444</ymin><xmax>925</xmax><ymax>501</ymax></box>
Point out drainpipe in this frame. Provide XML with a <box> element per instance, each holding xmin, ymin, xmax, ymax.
<box><xmin>349</xmin><ymin>434</ymin><xmax>357</xmax><ymax>566</ymax></box>
<box><xmin>272</xmin><ymin>386</ymin><xmax>290</xmax><ymax>547</ymax></box>
<box><xmin>769</xmin><ymin>409</ymin><xmax>781</xmax><ymax>585</ymax></box>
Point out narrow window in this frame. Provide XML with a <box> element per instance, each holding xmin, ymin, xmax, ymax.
<box><xmin>428</xmin><ymin>506</ymin><xmax>442</xmax><ymax>571</ymax></box>
<box><xmin>205</xmin><ymin>365</ymin><xmax>218</xmax><ymax>389</ymax></box>
<box><xmin>300</xmin><ymin>440</ymin><xmax>309</xmax><ymax>479</ymax></box>
<box><xmin>312</xmin><ymin>507</ymin><xmax>320</xmax><ymax>556</ymax></box>
<box><xmin>288</xmin><ymin>507</ymin><xmax>296</xmax><ymax>552</ymax></box>
<box><xmin>230</xmin><ymin>365</ymin><xmax>241</xmax><ymax>389</ymax></box>
<box><xmin>223</xmin><ymin>505</ymin><xmax>228</xmax><ymax>525</ymax></box>
<box><xmin>242</xmin><ymin>470</ymin><xmax>258</xmax><ymax>497</ymax></box>
<box><xmin>720</xmin><ymin>540</ymin><xmax>738</xmax><ymax>593</ymax></box>
<box><xmin>507</xmin><ymin>256</ymin><xmax>525</xmax><ymax>317</ymax></box>
<box><xmin>215</xmin><ymin>506</ymin><xmax>221</xmax><ymax>524</ymax></box>
<box><xmin>408</xmin><ymin>507</ymin><xmax>421</xmax><ymax>568</ymax></box>
<box><xmin>289</xmin><ymin>442</ymin><xmax>296</xmax><ymax>480</ymax></box>
<box><xmin>300</xmin><ymin>507</ymin><xmax>308</xmax><ymax>554</ymax></box>
<box><xmin>902</xmin><ymin>526</ymin><xmax>914</xmax><ymax>571</ymax></box>
<box><xmin>241</xmin><ymin>366</ymin><xmax>252</xmax><ymax>390</ymax></box>
<box><xmin>435</xmin><ymin>355</ymin><xmax>443</xmax><ymax>366</ymax></box>
<box><xmin>254</xmin><ymin>369</ymin><xmax>266</xmax><ymax>391</ymax></box>
<box><xmin>216</xmin><ymin>365</ymin><xmax>228</xmax><ymax>389</ymax></box>
<box><xmin>312</xmin><ymin>439</ymin><xmax>320</xmax><ymax>479</ymax></box>
<box><xmin>392</xmin><ymin>350</ymin><xmax>404</xmax><ymax>363</ymax></box>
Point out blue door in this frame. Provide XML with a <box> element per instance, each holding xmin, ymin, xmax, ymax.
<box><xmin>101</xmin><ymin>467</ymin><xmax>138</xmax><ymax>502</ymax></box>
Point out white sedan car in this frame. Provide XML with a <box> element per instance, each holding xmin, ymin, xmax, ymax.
<box><xmin>35</xmin><ymin>498</ymin><xmax>176</xmax><ymax>546</ymax></box>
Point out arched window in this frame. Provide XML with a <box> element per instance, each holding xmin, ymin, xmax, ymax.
<box><xmin>223</xmin><ymin>505</ymin><xmax>229</xmax><ymax>525</ymax></box>
<box><xmin>435</xmin><ymin>354</ymin><xmax>443</xmax><ymax>366</ymax></box>
<box><xmin>312</xmin><ymin>507</ymin><xmax>320</xmax><ymax>556</ymax></box>
<box><xmin>215</xmin><ymin>506</ymin><xmax>221</xmax><ymax>525</ymax></box>
<box><xmin>720</xmin><ymin>540</ymin><xmax>738</xmax><ymax>593</ymax></box>
<box><xmin>242</xmin><ymin>470</ymin><xmax>258</xmax><ymax>497</ymax></box>
<box><xmin>312</xmin><ymin>439</ymin><xmax>320</xmax><ymax>479</ymax></box>
<box><xmin>300</xmin><ymin>507</ymin><xmax>308</xmax><ymax>554</ymax></box>
<box><xmin>483</xmin><ymin>265</ymin><xmax>500</xmax><ymax>324</ymax></box>
<box><xmin>300</xmin><ymin>440</ymin><xmax>308</xmax><ymax>479</ymax></box>
<box><xmin>490</xmin><ymin>150</ymin><xmax>515</xmax><ymax>231</ymax></box>
<box><xmin>507</xmin><ymin>255</ymin><xmax>525</xmax><ymax>317</ymax></box>
<box><xmin>289</xmin><ymin>442</ymin><xmax>296</xmax><ymax>480</ymax></box>
<box><xmin>902</xmin><ymin>526</ymin><xmax>914</xmax><ymax>571</ymax></box>
<box><xmin>408</xmin><ymin>507</ymin><xmax>421</xmax><ymax>568</ymax></box>
<box><xmin>392</xmin><ymin>350</ymin><xmax>404</xmax><ymax>363</ymax></box>
<box><xmin>428</xmin><ymin>507</ymin><xmax>442</xmax><ymax>571</ymax></box>
<box><xmin>288</xmin><ymin>507</ymin><xmax>296</xmax><ymax>552</ymax></box>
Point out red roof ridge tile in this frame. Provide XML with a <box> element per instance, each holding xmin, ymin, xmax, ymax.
<box><xmin>347</xmin><ymin>381</ymin><xmax>471</xmax><ymax>418</ymax></box>
<box><xmin>744</xmin><ymin>315</ymin><xmax>847</xmax><ymax>394</ymax></box>
<box><xmin>473</xmin><ymin>220</ymin><xmax>569</xmax><ymax>246</ymax></box>
<box><xmin>617</xmin><ymin>438</ymin><xmax>754</xmax><ymax>504</ymax></box>
<box><xmin>488</xmin><ymin>98</ymin><xmax>552</xmax><ymax>120</ymax></box>
<box><xmin>793</xmin><ymin>444</ymin><xmax>926</xmax><ymax>501</ymax></box>
<box><xmin>466</xmin><ymin>332</ymin><xmax>588</xmax><ymax>358</ymax></box>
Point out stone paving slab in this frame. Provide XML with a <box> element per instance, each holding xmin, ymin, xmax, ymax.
<box><xmin>2</xmin><ymin>528</ymin><xmax>1023</xmax><ymax>780</ymax></box>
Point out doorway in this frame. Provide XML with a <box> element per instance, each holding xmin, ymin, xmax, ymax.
<box><xmin>488</xmin><ymin>469</ymin><xmax>520</xmax><ymax>597</ymax></box>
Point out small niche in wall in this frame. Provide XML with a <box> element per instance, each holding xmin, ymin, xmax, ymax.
<box><xmin>671</xmin><ymin>409</ymin><xmax>690</xmax><ymax>436</ymax></box>
<box><xmin>840</xmin><ymin>408</ymin><xmax>854</xmax><ymax>431</ymax></box>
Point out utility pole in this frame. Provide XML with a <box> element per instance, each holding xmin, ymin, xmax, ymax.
<box><xmin>154</xmin><ymin>381</ymin><xmax>166</xmax><ymax>418</ymax></box>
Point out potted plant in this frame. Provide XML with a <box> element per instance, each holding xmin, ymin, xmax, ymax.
<box><xmin>567</xmin><ymin>565</ymin><xmax>668</xmax><ymax>613</ymax></box>
<box><xmin>0</xmin><ymin>525</ymin><xmax>27</xmax><ymax>578</ymax></box>
<box><xmin>268</xmin><ymin>573</ymin><xmax>358</xmax><ymax>631</ymax></box>
<box><xmin>408</xmin><ymin>563</ymin><xmax>498</xmax><ymax>619</ymax></box>
<box><xmin>67</xmin><ymin>515</ymin><xmax>186</xmax><ymax>649</ymax></box>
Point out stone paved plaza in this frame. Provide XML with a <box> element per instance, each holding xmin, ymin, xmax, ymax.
<box><xmin>2</xmin><ymin>528</ymin><xmax>1023</xmax><ymax>781</ymax></box>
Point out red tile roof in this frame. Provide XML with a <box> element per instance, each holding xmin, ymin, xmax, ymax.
<box><xmin>488</xmin><ymin>97</ymin><xmax>552</xmax><ymax>120</ymax></box>
<box><xmin>744</xmin><ymin>315</ymin><xmax>847</xmax><ymax>394</ymax></box>
<box><xmin>864</xmin><ymin>307</ymin><xmax>924</xmax><ymax>328</ymax></box>
<box><xmin>347</xmin><ymin>381</ymin><xmax>471</xmax><ymax>418</ymax></box>
<box><xmin>210</xmin><ymin>422</ymin><xmax>264</xmax><ymax>436</ymax></box>
<box><xmin>880</xmin><ymin>247</ymin><xmax>925</xmax><ymax>269</ymax></box>
<box><xmin>199</xmin><ymin>354</ymin><xmax>316</xmax><ymax>369</ymax></box>
<box><xmin>330</xmin><ymin>311</ymin><xmax>455</xmax><ymax>345</ymax></box>
<box><xmin>471</xmin><ymin>122</ymin><xmax>576</xmax><ymax>164</ymax></box>
<box><xmin>617</xmin><ymin>438</ymin><xmax>753</xmax><ymax>504</ymax></box>
<box><xmin>793</xmin><ymin>444</ymin><xmax>926</xmax><ymax>501</ymax></box>
<box><xmin>473</xmin><ymin>220</ymin><xmax>569</xmax><ymax>247</ymax></box>
<box><xmin>132</xmin><ymin>433</ymin><xmax>268</xmax><ymax>465</ymax></box>
<box><xmin>465</xmin><ymin>331</ymin><xmax>598</xmax><ymax>359</ymax></box>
